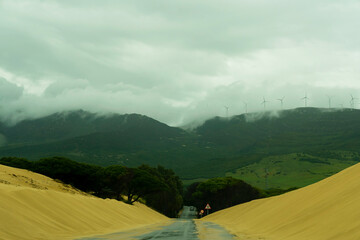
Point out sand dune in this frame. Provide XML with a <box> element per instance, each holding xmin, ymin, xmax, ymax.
<box><xmin>203</xmin><ymin>162</ymin><xmax>360</xmax><ymax>240</ymax></box>
<box><xmin>0</xmin><ymin>164</ymin><xmax>168</xmax><ymax>240</ymax></box>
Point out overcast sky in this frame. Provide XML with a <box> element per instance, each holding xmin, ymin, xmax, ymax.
<box><xmin>1</xmin><ymin>0</ymin><xmax>360</xmax><ymax>126</ymax></box>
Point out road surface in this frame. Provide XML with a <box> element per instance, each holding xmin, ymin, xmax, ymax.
<box><xmin>77</xmin><ymin>206</ymin><xmax>235</xmax><ymax>240</ymax></box>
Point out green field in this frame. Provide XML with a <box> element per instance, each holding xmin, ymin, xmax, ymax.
<box><xmin>226</xmin><ymin>151</ymin><xmax>359</xmax><ymax>189</ymax></box>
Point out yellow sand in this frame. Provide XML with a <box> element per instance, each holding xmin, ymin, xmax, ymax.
<box><xmin>0</xmin><ymin>164</ymin><xmax>168</xmax><ymax>240</ymax></box>
<box><xmin>203</xmin><ymin>162</ymin><xmax>360</xmax><ymax>240</ymax></box>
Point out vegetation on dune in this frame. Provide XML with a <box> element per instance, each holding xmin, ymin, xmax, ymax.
<box><xmin>1</xmin><ymin>156</ymin><xmax>284</xmax><ymax>217</ymax></box>
<box><xmin>0</xmin><ymin>157</ymin><xmax>183</xmax><ymax>218</ymax></box>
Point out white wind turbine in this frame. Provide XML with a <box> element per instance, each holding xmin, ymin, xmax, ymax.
<box><xmin>350</xmin><ymin>94</ymin><xmax>358</xmax><ymax>109</ymax></box>
<box><xmin>301</xmin><ymin>93</ymin><xmax>309</xmax><ymax>107</ymax></box>
<box><xmin>261</xmin><ymin>97</ymin><xmax>269</xmax><ymax>110</ymax></box>
<box><xmin>243</xmin><ymin>101</ymin><xmax>248</xmax><ymax>114</ymax></box>
<box><xmin>327</xmin><ymin>95</ymin><xmax>333</xmax><ymax>109</ymax></box>
<box><xmin>277</xmin><ymin>96</ymin><xmax>285</xmax><ymax>109</ymax></box>
<box><xmin>224</xmin><ymin>106</ymin><xmax>229</xmax><ymax>118</ymax></box>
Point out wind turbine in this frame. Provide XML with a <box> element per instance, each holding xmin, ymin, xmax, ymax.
<box><xmin>327</xmin><ymin>95</ymin><xmax>333</xmax><ymax>109</ymax></box>
<box><xmin>243</xmin><ymin>101</ymin><xmax>248</xmax><ymax>114</ymax></box>
<box><xmin>224</xmin><ymin>106</ymin><xmax>229</xmax><ymax>118</ymax></box>
<box><xmin>277</xmin><ymin>96</ymin><xmax>285</xmax><ymax>109</ymax></box>
<box><xmin>261</xmin><ymin>97</ymin><xmax>269</xmax><ymax>110</ymax></box>
<box><xmin>301</xmin><ymin>93</ymin><xmax>309</xmax><ymax>107</ymax></box>
<box><xmin>350</xmin><ymin>95</ymin><xmax>358</xmax><ymax>109</ymax></box>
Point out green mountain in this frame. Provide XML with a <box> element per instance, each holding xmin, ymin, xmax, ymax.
<box><xmin>0</xmin><ymin>111</ymin><xmax>190</xmax><ymax>166</ymax></box>
<box><xmin>0</xmin><ymin>110</ymin><xmax>185</xmax><ymax>145</ymax></box>
<box><xmin>188</xmin><ymin>108</ymin><xmax>360</xmax><ymax>188</ymax></box>
<box><xmin>1</xmin><ymin>108</ymin><xmax>360</xmax><ymax>189</ymax></box>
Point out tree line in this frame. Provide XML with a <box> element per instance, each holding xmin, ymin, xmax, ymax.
<box><xmin>184</xmin><ymin>177</ymin><xmax>261</xmax><ymax>215</ymax></box>
<box><xmin>0</xmin><ymin>156</ymin><xmax>183</xmax><ymax>218</ymax></box>
<box><xmin>0</xmin><ymin>156</ymin><xmax>293</xmax><ymax>218</ymax></box>
<box><xmin>184</xmin><ymin>177</ymin><xmax>299</xmax><ymax>216</ymax></box>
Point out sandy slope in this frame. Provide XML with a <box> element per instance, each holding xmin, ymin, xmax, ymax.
<box><xmin>203</xmin><ymin>162</ymin><xmax>360</xmax><ymax>240</ymax></box>
<box><xmin>0</xmin><ymin>164</ymin><xmax>168</xmax><ymax>240</ymax></box>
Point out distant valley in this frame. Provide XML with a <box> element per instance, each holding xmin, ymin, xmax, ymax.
<box><xmin>1</xmin><ymin>107</ymin><xmax>360</xmax><ymax>189</ymax></box>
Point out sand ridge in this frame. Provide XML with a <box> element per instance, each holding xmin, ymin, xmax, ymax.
<box><xmin>0</xmin><ymin>164</ymin><xmax>168</xmax><ymax>240</ymax></box>
<box><xmin>0</xmin><ymin>164</ymin><xmax>85</xmax><ymax>194</ymax></box>
<box><xmin>203</xmin><ymin>162</ymin><xmax>360</xmax><ymax>240</ymax></box>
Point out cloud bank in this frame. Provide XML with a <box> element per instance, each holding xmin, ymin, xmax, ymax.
<box><xmin>1</xmin><ymin>0</ymin><xmax>360</xmax><ymax>125</ymax></box>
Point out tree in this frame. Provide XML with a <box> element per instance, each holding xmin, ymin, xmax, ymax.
<box><xmin>125</xmin><ymin>168</ymin><xmax>167</xmax><ymax>204</ymax></box>
<box><xmin>141</xmin><ymin>165</ymin><xmax>184</xmax><ymax>217</ymax></box>
<box><xmin>32</xmin><ymin>157</ymin><xmax>102</xmax><ymax>192</ymax></box>
<box><xmin>184</xmin><ymin>182</ymin><xmax>201</xmax><ymax>206</ymax></box>
<box><xmin>0</xmin><ymin>157</ymin><xmax>33</xmax><ymax>169</ymax></box>
<box><xmin>99</xmin><ymin>165</ymin><xmax>128</xmax><ymax>200</ymax></box>
<box><xmin>0</xmin><ymin>157</ymin><xmax>183</xmax><ymax>217</ymax></box>
<box><xmin>190</xmin><ymin>177</ymin><xmax>261</xmax><ymax>213</ymax></box>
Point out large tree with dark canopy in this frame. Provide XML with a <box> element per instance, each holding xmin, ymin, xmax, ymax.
<box><xmin>189</xmin><ymin>177</ymin><xmax>261</xmax><ymax>214</ymax></box>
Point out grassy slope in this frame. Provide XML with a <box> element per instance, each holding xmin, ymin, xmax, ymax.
<box><xmin>226</xmin><ymin>151</ymin><xmax>359</xmax><ymax>189</ymax></box>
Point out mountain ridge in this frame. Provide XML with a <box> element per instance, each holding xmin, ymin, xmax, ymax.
<box><xmin>0</xmin><ymin>110</ymin><xmax>185</xmax><ymax>145</ymax></box>
<box><xmin>1</xmin><ymin>107</ymin><xmax>360</xmax><ymax>189</ymax></box>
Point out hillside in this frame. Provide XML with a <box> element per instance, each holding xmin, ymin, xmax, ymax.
<box><xmin>1</xmin><ymin>108</ymin><xmax>360</xmax><ymax>189</ymax></box>
<box><xmin>0</xmin><ymin>164</ymin><xmax>168</xmax><ymax>240</ymax></box>
<box><xmin>202</xmin><ymin>162</ymin><xmax>360</xmax><ymax>240</ymax></box>
<box><xmin>196</xmin><ymin>108</ymin><xmax>360</xmax><ymax>153</ymax></box>
<box><xmin>0</xmin><ymin>110</ymin><xmax>190</xmax><ymax>166</ymax></box>
<box><xmin>193</xmin><ymin>108</ymin><xmax>360</xmax><ymax>188</ymax></box>
<box><xmin>0</xmin><ymin>110</ymin><xmax>185</xmax><ymax>145</ymax></box>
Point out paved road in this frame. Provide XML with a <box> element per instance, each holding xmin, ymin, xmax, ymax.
<box><xmin>179</xmin><ymin>206</ymin><xmax>198</xmax><ymax>219</ymax></box>
<box><xmin>77</xmin><ymin>206</ymin><xmax>235</xmax><ymax>240</ymax></box>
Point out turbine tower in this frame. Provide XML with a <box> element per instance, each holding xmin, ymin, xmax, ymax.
<box><xmin>350</xmin><ymin>95</ymin><xmax>357</xmax><ymax>109</ymax></box>
<box><xmin>327</xmin><ymin>95</ymin><xmax>333</xmax><ymax>109</ymax></box>
<box><xmin>277</xmin><ymin>96</ymin><xmax>285</xmax><ymax>109</ymax></box>
<box><xmin>261</xmin><ymin>97</ymin><xmax>269</xmax><ymax>110</ymax></box>
<box><xmin>301</xmin><ymin>93</ymin><xmax>309</xmax><ymax>107</ymax></box>
<box><xmin>224</xmin><ymin>106</ymin><xmax>229</xmax><ymax>118</ymax></box>
<box><xmin>243</xmin><ymin>101</ymin><xmax>248</xmax><ymax>114</ymax></box>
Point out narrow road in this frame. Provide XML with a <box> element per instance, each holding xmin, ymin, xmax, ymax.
<box><xmin>77</xmin><ymin>206</ymin><xmax>235</xmax><ymax>240</ymax></box>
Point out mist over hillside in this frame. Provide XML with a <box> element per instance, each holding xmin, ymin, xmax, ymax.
<box><xmin>0</xmin><ymin>110</ymin><xmax>185</xmax><ymax>144</ymax></box>
<box><xmin>0</xmin><ymin>107</ymin><xmax>359</xmax><ymax>189</ymax></box>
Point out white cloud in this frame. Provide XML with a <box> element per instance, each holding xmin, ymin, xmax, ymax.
<box><xmin>0</xmin><ymin>77</ymin><xmax>23</xmax><ymax>101</ymax></box>
<box><xmin>0</xmin><ymin>0</ymin><xmax>360</xmax><ymax>125</ymax></box>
